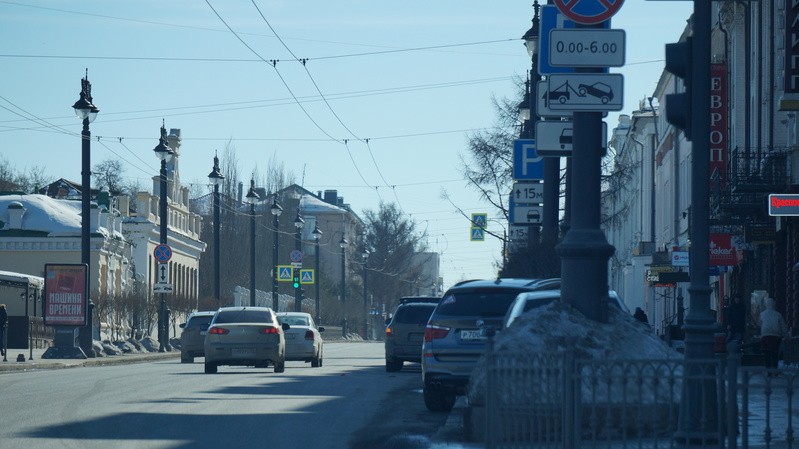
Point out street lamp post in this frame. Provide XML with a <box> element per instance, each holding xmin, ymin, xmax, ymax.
<box><xmin>340</xmin><ymin>236</ymin><xmax>348</xmax><ymax>337</ymax></box>
<box><xmin>312</xmin><ymin>224</ymin><xmax>323</xmax><ymax>325</ymax></box>
<box><xmin>245</xmin><ymin>179</ymin><xmax>261</xmax><ymax>307</ymax></box>
<box><xmin>293</xmin><ymin>212</ymin><xmax>305</xmax><ymax>312</ymax></box>
<box><xmin>207</xmin><ymin>154</ymin><xmax>224</xmax><ymax>307</ymax></box>
<box><xmin>73</xmin><ymin>71</ymin><xmax>99</xmax><ymax>358</ymax></box>
<box><xmin>270</xmin><ymin>197</ymin><xmax>283</xmax><ymax>311</ymax></box>
<box><xmin>362</xmin><ymin>251</ymin><xmax>369</xmax><ymax>340</ymax></box>
<box><xmin>153</xmin><ymin>122</ymin><xmax>174</xmax><ymax>352</ymax></box>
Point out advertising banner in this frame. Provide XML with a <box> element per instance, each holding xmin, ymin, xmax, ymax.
<box><xmin>709</xmin><ymin>233</ymin><xmax>737</xmax><ymax>266</ymax></box>
<box><xmin>43</xmin><ymin>264</ymin><xmax>88</xmax><ymax>326</ymax></box>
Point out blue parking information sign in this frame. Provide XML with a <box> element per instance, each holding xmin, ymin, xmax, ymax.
<box><xmin>513</xmin><ymin>139</ymin><xmax>544</xmax><ymax>180</ymax></box>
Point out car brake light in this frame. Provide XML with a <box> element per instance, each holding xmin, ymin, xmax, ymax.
<box><xmin>424</xmin><ymin>324</ymin><xmax>450</xmax><ymax>342</ymax></box>
<box><xmin>260</xmin><ymin>327</ymin><xmax>279</xmax><ymax>334</ymax></box>
<box><xmin>304</xmin><ymin>330</ymin><xmax>314</xmax><ymax>340</ymax></box>
<box><xmin>208</xmin><ymin>327</ymin><xmax>229</xmax><ymax>335</ymax></box>
<box><xmin>385</xmin><ymin>326</ymin><xmax>393</xmax><ymax>338</ymax></box>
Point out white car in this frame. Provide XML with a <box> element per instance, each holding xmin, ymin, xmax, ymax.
<box><xmin>276</xmin><ymin>312</ymin><xmax>325</xmax><ymax>367</ymax></box>
<box><xmin>504</xmin><ymin>290</ymin><xmax>630</xmax><ymax>328</ymax></box>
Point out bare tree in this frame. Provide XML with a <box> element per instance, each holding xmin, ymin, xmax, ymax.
<box><xmin>93</xmin><ymin>159</ymin><xmax>125</xmax><ymax>194</ymax></box>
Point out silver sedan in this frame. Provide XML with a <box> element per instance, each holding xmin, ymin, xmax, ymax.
<box><xmin>204</xmin><ymin>306</ymin><xmax>288</xmax><ymax>374</ymax></box>
<box><xmin>276</xmin><ymin>312</ymin><xmax>324</xmax><ymax>367</ymax></box>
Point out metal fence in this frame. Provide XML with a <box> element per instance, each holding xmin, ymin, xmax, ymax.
<box><xmin>483</xmin><ymin>340</ymin><xmax>798</xmax><ymax>449</ymax></box>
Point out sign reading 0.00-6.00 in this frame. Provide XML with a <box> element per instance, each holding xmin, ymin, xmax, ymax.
<box><xmin>43</xmin><ymin>263</ymin><xmax>88</xmax><ymax>326</ymax></box>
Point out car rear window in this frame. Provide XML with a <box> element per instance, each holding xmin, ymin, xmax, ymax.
<box><xmin>278</xmin><ymin>315</ymin><xmax>309</xmax><ymax>326</ymax></box>
<box><xmin>393</xmin><ymin>304</ymin><xmax>436</xmax><ymax>324</ymax></box>
<box><xmin>213</xmin><ymin>310</ymin><xmax>273</xmax><ymax>324</ymax></box>
<box><xmin>436</xmin><ymin>288</ymin><xmax>525</xmax><ymax>317</ymax></box>
<box><xmin>187</xmin><ymin>315</ymin><xmax>213</xmax><ymax>328</ymax></box>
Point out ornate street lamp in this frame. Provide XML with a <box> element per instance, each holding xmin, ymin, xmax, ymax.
<box><xmin>312</xmin><ymin>224</ymin><xmax>323</xmax><ymax>324</ymax></box>
<box><xmin>153</xmin><ymin>122</ymin><xmax>174</xmax><ymax>352</ymax></box>
<box><xmin>244</xmin><ymin>179</ymin><xmax>261</xmax><ymax>307</ymax></box>
<box><xmin>362</xmin><ymin>250</ymin><xmax>369</xmax><ymax>340</ymax></box>
<box><xmin>293</xmin><ymin>212</ymin><xmax>305</xmax><ymax>312</ymax></box>
<box><xmin>270</xmin><ymin>196</ymin><xmax>283</xmax><ymax>310</ymax></box>
<box><xmin>73</xmin><ymin>70</ymin><xmax>99</xmax><ymax>358</ymax></box>
<box><xmin>339</xmin><ymin>235</ymin><xmax>348</xmax><ymax>337</ymax></box>
<box><xmin>207</xmin><ymin>154</ymin><xmax>224</xmax><ymax>306</ymax></box>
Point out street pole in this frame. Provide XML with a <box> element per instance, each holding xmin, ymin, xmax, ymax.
<box><xmin>73</xmin><ymin>72</ymin><xmax>98</xmax><ymax>358</ymax></box>
<box><xmin>153</xmin><ymin>123</ymin><xmax>173</xmax><ymax>352</ymax></box>
<box><xmin>208</xmin><ymin>154</ymin><xmax>224</xmax><ymax>307</ymax></box>
<box><xmin>312</xmin><ymin>224</ymin><xmax>322</xmax><ymax>325</ymax></box>
<box><xmin>556</xmin><ymin>20</ymin><xmax>615</xmax><ymax>323</ymax></box>
<box><xmin>245</xmin><ymin>179</ymin><xmax>260</xmax><ymax>307</ymax></box>
<box><xmin>340</xmin><ymin>236</ymin><xmax>347</xmax><ymax>337</ymax></box>
<box><xmin>294</xmin><ymin>212</ymin><xmax>305</xmax><ymax>312</ymax></box>
<box><xmin>270</xmin><ymin>197</ymin><xmax>283</xmax><ymax>311</ymax></box>
<box><xmin>362</xmin><ymin>251</ymin><xmax>369</xmax><ymax>340</ymax></box>
<box><xmin>675</xmin><ymin>0</ymin><xmax>718</xmax><ymax>445</ymax></box>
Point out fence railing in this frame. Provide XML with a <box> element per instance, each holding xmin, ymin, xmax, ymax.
<box><xmin>483</xmin><ymin>340</ymin><xmax>798</xmax><ymax>449</ymax></box>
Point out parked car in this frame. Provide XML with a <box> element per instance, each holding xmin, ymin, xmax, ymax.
<box><xmin>179</xmin><ymin>311</ymin><xmax>216</xmax><ymax>363</ymax></box>
<box><xmin>421</xmin><ymin>278</ymin><xmax>556</xmax><ymax>412</ymax></box>
<box><xmin>276</xmin><ymin>312</ymin><xmax>324</xmax><ymax>367</ymax></box>
<box><xmin>203</xmin><ymin>306</ymin><xmax>288</xmax><ymax>374</ymax></box>
<box><xmin>503</xmin><ymin>289</ymin><xmax>630</xmax><ymax>329</ymax></box>
<box><xmin>384</xmin><ymin>296</ymin><xmax>439</xmax><ymax>372</ymax></box>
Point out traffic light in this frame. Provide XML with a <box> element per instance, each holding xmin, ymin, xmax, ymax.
<box><xmin>292</xmin><ymin>268</ymin><xmax>300</xmax><ymax>289</ymax></box>
<box><xmin>664</xmin><ymin>37</ymin><xmax>692</xmax><ymax>140</ymax></box>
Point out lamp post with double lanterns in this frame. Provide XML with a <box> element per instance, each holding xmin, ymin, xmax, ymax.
<box><xmin>245</xmin><ymin>179</ymin><xmax>261</xmax><ymax>307</ymax></box>
<box><xmin>293</xmin><ymin>212</ymin><xmax>305</xmax><ymax>312</ymax></box>
<box><xmin>153</xmin><ymin>122</ymin><xmax>174</xmax><ymax>352</ymax></box>
<box><xmin>339</xmin><ymin>235</ymin><xmax>348</xmax><ymax>337</ymax></box>
<box><xmin>312</xmin><ymin>224</ymin><xmax>323</xmax><ymax>325</ymax></box>
<box><xmin>73</xmin><ymin>71</ymin><xmax>99</xmax><ymax>358</ymax></box>
<box><xmin>362</xmin><ymin>250</ymin><xmax>369</xmax><ymax>340</ymax></box>
<box><xmin>270</xmin><ymin>196</ymin><xmax>283</xmax><ymax>311</ymax></box>
<box><xmin>207</xmin><ymin>154</ymin><xmax>224</xmax><ymax>306</ymax></box>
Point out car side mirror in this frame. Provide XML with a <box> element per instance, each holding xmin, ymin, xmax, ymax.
<box><xmin>318</xmin><ymin>326</ymin><xmax>325</xmax><ymax>333</ymax></box>
<box><xmin>281</xmin><ymin>322</ymin><xmax>290</xmax><ymax>331</ymax></box>
<box><xmin>179</xmin><ymin>323</ymin><xmax>186</xmax><ymax>329</ymax></box>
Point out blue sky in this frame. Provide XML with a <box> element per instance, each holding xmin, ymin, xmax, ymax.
<box><xmin>0</xmin><ymin>1</ymin><xmax>691</xmax><ymax>288</ymax></box>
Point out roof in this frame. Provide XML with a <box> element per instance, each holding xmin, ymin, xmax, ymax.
<box><xmin>0</xmin><ymin>193</ymin><xmax>82</xmax><ymax>236</ymax></box>
<box><xmin>0</xmin><ymin>270</ymin><xmax>44</xmax><ymax>288</ymax></box>
<box><xmin>447</xmin><ymin>278</ymin><xmax>544</xmax><ymax>291</ymax></box>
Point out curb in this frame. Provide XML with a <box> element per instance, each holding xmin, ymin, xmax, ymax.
<box><xmin>0</xmin><ymin>351</ymin><xmax>180</xmax><ymax>373</ymax></box>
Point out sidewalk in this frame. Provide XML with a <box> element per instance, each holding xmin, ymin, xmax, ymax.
<box><xmin>0</xmin><ymin>345</ymin><xmax>179</xmax><ymax>373</ymax></box>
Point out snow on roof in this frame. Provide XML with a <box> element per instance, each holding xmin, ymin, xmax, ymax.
<box><xmin>299</xmin><ymin>193</ymin><xmax>346</xmax><ymax>214</ymax></box>
<box><xmin>0</xmin><ymin>194</ymin><xmax>82</xmax><ymax>236</ymax></box>
<box><xmin>0</xmin><ymin>269</ymin><xmax>44</xmax><ymax>287</ymax></box>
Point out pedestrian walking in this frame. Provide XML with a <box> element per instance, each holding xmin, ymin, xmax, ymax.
<box><xmin>726</xmin><ymin>294</ymin><xmax>747</xmax><ymax>345</ymax></box>
<box><xmin>759</xmin><ymin>297</ymin><xmax>788</xmax><ymax>370</ymax></box>
<box><xmin>0</xmin><ymin>303</ymin><xmax>7</xmax><ymax>357</ymax></box>
<box><xmin>633</xmin><ymin>307</ymin><xmax>649</xmax><ymax>325</ymax></box>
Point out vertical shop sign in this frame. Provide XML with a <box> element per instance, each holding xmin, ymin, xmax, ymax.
<box><xmin>710</xmin><ymin>63</ymin><xmax>728</xmax><ymax>190</ymax></box>
<box><xmin>781</xmin><ymin>1</ymin><xmax>799</xmax><ymax>110</ymax></box>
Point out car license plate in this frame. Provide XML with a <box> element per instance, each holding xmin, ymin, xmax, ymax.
<box><xmin>231</xmin><ymin>348</ymin><xmax>255</xmax><ymax>356</ymax></box>
<box><xmin>460</xmin><ymin>329</ymin><xmax>484</xmax><ymax>340</ymax></box>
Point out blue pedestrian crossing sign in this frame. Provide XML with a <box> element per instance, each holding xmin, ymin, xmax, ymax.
<box><xmin>470</xmin><ymin>227</ymin><xmax>486</xmax><ymax>242</ymax></box>
<box><xmin>300</xmin><ymin>269</ymin><xmax>315</xmax><ymax>285</ymax></box>
<box><xmin>471</xmin><ymin>213</ymin><xmax>488</xmax><ymax>228</ymax></box>
<box><xmin>277</xmin><ymin>265</ymin><xmax>292</xmax><ymax>282</ymax></box>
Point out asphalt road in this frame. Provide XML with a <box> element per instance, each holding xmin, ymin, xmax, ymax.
<box><xmin>0</xmin><ymin>342</ymin><xmax>459</xmax><ymax>449</ymax></box>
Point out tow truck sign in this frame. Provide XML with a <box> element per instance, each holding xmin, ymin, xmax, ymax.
<box><xmin>546</xmin><ymin>73</ymin><xmax>624</xmax><ymax>111</ymax></box>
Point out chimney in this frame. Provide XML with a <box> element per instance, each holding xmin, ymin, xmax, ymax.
<box><xmin>324</xmin><ymin>190</ymin><xmax>338</xmax><ymax>205</ymax></box>
<box><xmin>7</xmin><ymin>201</ymin><xmax>25</xmax><ymax>229</ymax></box>
<box><xmin>117</xmin><ymin>196</ymin><xmax>130</xmax><ymax>217</ymax></box>
<box><xmin>90</xmin><ymin>203</ymin><xmax>102</xmax><ymax>231</ymax></box>
<box><xmin>136</xmin><ymin>192</ymin><xmax>151</xmax><ymax>219</ymax></box>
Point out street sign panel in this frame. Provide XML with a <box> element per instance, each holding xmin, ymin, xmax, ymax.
<box><xmin>549</xmin><ymin>29</ymin><xmax>625</xmax><ymax>67</ymax></box>
<box><xmin>509</xmin><ymin>225</ymin><xmax>529</xmax><ymax>242</ymax></box>
<box><xmin>157</xmin><ymin>262</ymin><xmax>168</xmax><ymax>283</ymax></box>
<box><xmin>289</xmin><ymin>249</ymin><xmax>303</xmax><ymax>263</ymax></box>
<box><xmin>553</xmin><ymin>0</ymin><xmax>625</xmax><ymax>25</ymax></box>
<box><xmin>546</xmin><ymin>74</ymin><xmax>624</xmax><ymax>111</ymax></box>
<box><xmin>153</xmin><ymin>282</ymin><xmax>173</xmax><ymax>294</ymax></box>
<box><xmin>153</xmin><ymin>244</ymin><xmax>172</xmax><ymax>263</ymax></box>
<box><xmin>512</xmin><ymin>205</ymin><xmax>544</xmax><ymax>225</ymax></box>
<box><xmin>470</xmin><ymin>227</ymin><xmax>485</xmax><ymax>241</ymax></box>
<box><xmin>300</xmin><ymin>269</ymin><xmax>314</xmax><ymax>284</ymax></box>
<box><xmin>513</xmin><ymin>139</ymin><xmax>544</xmax><ymax>180</ymax></box>
<box><xmin>535</xmin><ymin>121</ymin><xmax>608</xmax><ymax>156</ymax></box>
<box><xmin>290</xmin><ymin>262</ymin><xmax>303</xmax><ymax>269</ymax></box>
<box><xmin>277</xmin><ymin>265</ymin><xmax>292</xmax><ymax>282</ymax></box>
<box><xmin>538</xmin><ymin>6</ymin><xmax>610</xmax><ymax>75</ymax></box>
<box><xmin>471</xmin><ymin>213</ymin><xmax>487</xmax><ymax>228</ymax></box>
<box><xmin>769</xmin><ymin>194</ymin><xmax>799</xmax><ymax>216</ymax></box>
<box><xmin>512</xmin><ymin>182</ymin><xmax>544</xmax><ymax>204</ymax></box>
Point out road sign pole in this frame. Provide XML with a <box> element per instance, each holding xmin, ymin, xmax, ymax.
<box><xmin>556</xmin><ymin>20</ymin><xmax>615</xmax><ymax>323</ymax></box>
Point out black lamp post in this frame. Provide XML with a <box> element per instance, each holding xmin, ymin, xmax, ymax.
<box><xmin>73</xmin><ymin>71</ymin><xmax>98</xmax><ymax>358</ymax></box>
<box><xmin>340</xmin><ymin>235</ymin><xmax>348</xmax><ymax>337</ymax></box>
<box><xmin>153</xmin><ymin>122</ymin><xmax>174</xmax><ymax>352</ymax></box>
<box><xmin>293</xmin><ymin>212</ymin><xmax>305</xmax><ymax>312</ymax></box>
<box><xmin>270</xmin><ymin>197</ymin><xmax>283</xmax><ymax>311</ymax></box>
<box><xmin>245</xmin><ymin>179</ymin><xmax>261</xmax><ymax>307</ymax></box>
<box><xmin>312</xmin><ymin>224</ymin><xmax>323</xmax><ymax>325</ymax></box>
<box><xmin>362</xmin><ymin>250</ymin><xmax>369</xmax><ymax>340</ymax></box>
<box><xmin>207</xmin><ymin>154</ymin><xmax>224</xmax><ymax>307</ymax></box>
